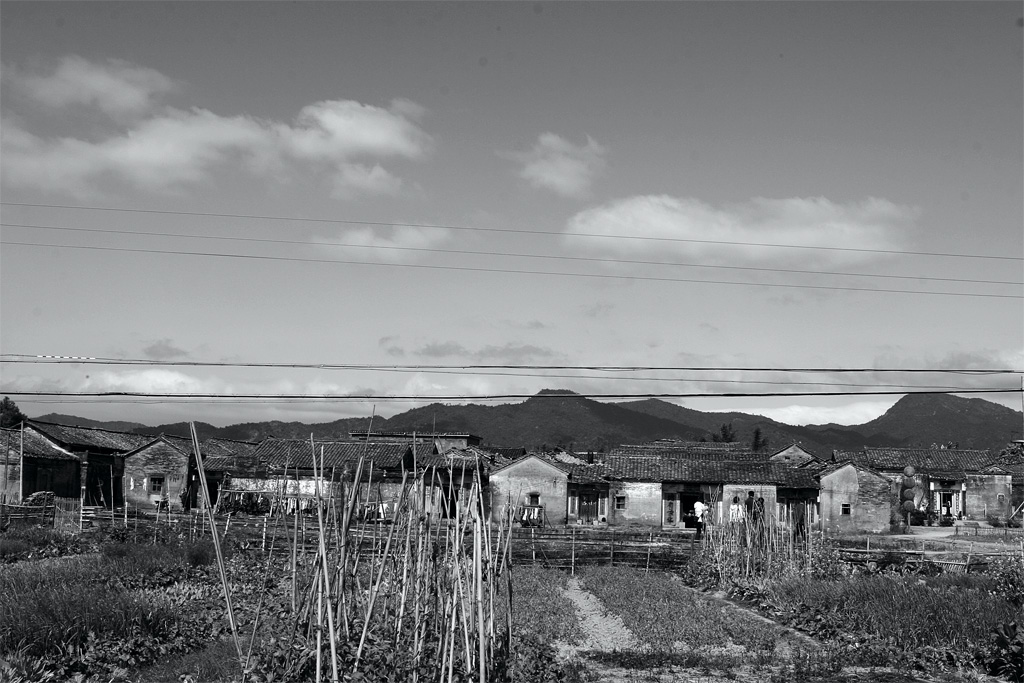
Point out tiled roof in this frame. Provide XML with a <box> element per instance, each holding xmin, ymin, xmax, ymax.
<box><xmin>350</xmin><ymin>431</ymin><xmax>481</xmax><ymax>440</ymax></box>
<box><xmin>28</xmin><ymin>420</ymin><xmax>153</xmax><ymax>453</ymax></box>
<box><xmin>2</xmin><ymin>427</ymin><xmax>78</xmax><ymax>461</ymax></box>
<box><xmin>815</xmin><ymin>460</ymin><xmax>888</xmax><ymax>480</ymax></box>
<box><xmin>609</xmin><ymin>442</ymin><xmax>767</xmax><ymax>461</ymax></box>
<box><xmin>600</xmin><ymin>456</ymin><xmax>818</xmax><ymax>487</ymax></box>
<box><xmin>417</xmin><ymin>446</ymin><xmax>484</xmax><ymax>469</ymax></box>
<box><xmin>835</xmin><ymin>448</ymin><xmax>994</xmax><ymax>473</ymax></box>
<box><xmin>253</xmin><ymin>438</ymin><xmax>410</xmax><ymax>471</ymax></box>
<box><xmin>479</xmin><ymin>445</ymin><xmax>527</xmax><ymax>460</ymax></box>
<box><xmin>201</xmin><ymin>437</ymin><xmax>259</xmax><ymax>458</ymax></box>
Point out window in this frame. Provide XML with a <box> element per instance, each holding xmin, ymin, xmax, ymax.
<box><xmin>614</xmin><ymin>495</ymin><xmax>627</xmax><ymax>510</ymax></box>
<box><xmin>150</xmin><ymin>476</ymin><xmax>165</xmax><ymax>494</ymax></box>
<box><xmin>841</xmin><ymin>503</ymin><xmax>851</xmax><ymax>516</ymax></box>
<box><xmin>568</xmin><ymin>495</ymin><xmax>578</xmax><ymax>515</ymax></box>
<box><xmin>526</xmin><ymin>493</ymin><xmax>540</xmax><ymax>506</ymax></box>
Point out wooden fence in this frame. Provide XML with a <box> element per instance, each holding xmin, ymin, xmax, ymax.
<box><xmin>953</xmin><ymin>525</ymin><xmax>1024</xmax><ymax>538</ymax></box>
<box><xmin>0</xmin><ymin>502</ymin><xmax>56</xmax><ymax>526</ymax></box>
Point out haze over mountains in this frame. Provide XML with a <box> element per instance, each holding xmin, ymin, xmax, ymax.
<box><xmin>33</xmin><ymin>391</ymin><xmax>1023</xmax><ymax>456</ymax></box>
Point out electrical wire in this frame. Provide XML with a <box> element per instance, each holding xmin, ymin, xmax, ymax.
<box><xmin>2</xmin><ymin>388</ymin><xmax>1020</xmax><ymax>400</ymax></box>
<box><xmin>3</xmin><ymin>222</ymin><xmax>1020</xmax><ymax>287</ymax></box>
<box><xmin>4</xmin><ymin>201</ymin><xmax>1021</xmax><ymax>261</ymax></box>
<box><xmin>2</xmin><ymin>354</ymin><xmax>1019</xmax><ymax>374</ymax></box>
<box><xmin>4</xmin><ymin>241</ymin><xmax>1020</xmax><ymax>299</ymax></box>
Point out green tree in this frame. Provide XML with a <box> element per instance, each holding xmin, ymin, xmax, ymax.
<box><xmin>0</xmin><ymin>397</ymin><xmax>27</xmax><ymax>429</ymax></box>
<box><xmin>751</xmin><ymin>427</ymin><xmax>770</xmax><ymax>452</ymax></box>
<box><xmin>711</xmin><ymin>423</ymin><xmax>736</xmax><ymax>443</ymax></box>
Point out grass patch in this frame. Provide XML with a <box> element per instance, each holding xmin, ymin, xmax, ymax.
<box><xmin>581</xmin><ymin>565</ymin><xmax>783</xmax><ymax>659</ymax></box>
<box><xmin>494</xmin><ymin>565</ymin><xmax>584</xmax><ymax>645</ymax></box>
<box><xmin>768</xmin><ymin>574</ymin><xmax>1021</xmax><ymax>654</ymax></box>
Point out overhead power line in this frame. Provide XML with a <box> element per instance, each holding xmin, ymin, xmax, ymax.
<box><xmin>2</xmin><ymin>388</ymin><xmax>1020</xmax><ymax>401</ymax></box>
<box><xmin>4</xmin><ymin>201</ymin><xmax>1021</xmax><ymax>261</ymax></box>
<box><xmin>3</xmin><ymin>222</ymin><xmax>1020</xmax><ymax>287</ymax></box>
<box><xmin>2</xmin><ymin>354</ymin><xmax>1020</xmax><ymax>374</ymax></box>
<box><xmin>4</xmin><ymin>241</ymin><xmax>1020</xmax><ymax>299</ymax></box>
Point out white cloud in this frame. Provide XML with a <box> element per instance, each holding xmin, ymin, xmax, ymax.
<box><xmin>313</xmin><ymin>224</ymin><xmax>449</xmax><ymax>262</ymax></box>
<box><xmin>566</xmin><ymin>195</ymin><xmax>919</xmax><ymax>267</ymax></box>
<box><xmin>6</xmin><ymin>55</ymin><xmax>176</xmax><ymax>117</ymax></box>
<box><xmin>711</xmin><ymin>400</ymin><xmax>899</xmax><ymax>426</ymax></box>
<box><xmin>502</xmin><ymin>133</ymin><xmax>607</xmax><ymax>198</ymax></box>
<box><xmin>1</xmin><ymin>59</ymin><xmax>432</xmax><ymax>199</ymax></box>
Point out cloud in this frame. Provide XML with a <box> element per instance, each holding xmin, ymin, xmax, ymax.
<box><xmin>142</xmin><ymin>338</ymin><xmax>189</xmax><ymax>360</ymax></box>
<box><xmin>735</xmin><ymin>400</ymin><xmax>899</xmax><ymax>426</ymax></box>
<box><xmin>582</xmin><ymin>301</ymin><xmax>614</xmax><ymax>318</ymax></box>
<box><xmin>566</xmin><ymin>195</ymin><xmax>919</xmax><ymax>268</ymax></box>
<box><xmin>1</xmin><ymin>59</ymin><xmax>432</xmax><ymax>199</ymax></box>
<box><xmin>6</xmin><ymin>55</ymin><xmax>176</xmax><ymax>117</ymax></box>
<box><xmin>313</xmin><ymin>224</ymin><xmax>448</xmax><ymax>262</ymax></box>
<box><xmin>378</xmin><ymin>336</ymin><xmax>406</xmax><ymax>357</ymax></box>
<box><xmin>502</xmin><ymin>133</ymin><xmax>606</xmax><ymax>198</ymax></box>
<box><xmin>417</xmin><ymin>341</ymin><xmax>472</xmax><ymax>358</ymax></box>
<box><xmin>415</xmin><ymin>341</ymin><xmax>560</xmax><ymax>363</ymax></box>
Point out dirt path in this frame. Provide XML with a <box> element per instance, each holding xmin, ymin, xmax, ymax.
<box><xmin>560</xmin><ymin>576</ymin><xmax>641</xmax><ymax>653</ymax></box>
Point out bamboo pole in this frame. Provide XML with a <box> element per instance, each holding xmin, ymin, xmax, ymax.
<box><xmin>309</xmin><ymin>439</ymin><xmax>340</xmax><ymax>683</ymax></box>
<box><xmin>190</xmin><ymin>422</ymin><xmax>244</xmax><ymax>665</ymax></box>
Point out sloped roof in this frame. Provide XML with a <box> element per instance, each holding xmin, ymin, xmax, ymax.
<box><xmin>417</xmin><ymin>446</ymin><xmax>483</xmax><ymax>469</ymax></box>
<box><xmin>816</xmin><ymin>460</ymin><xmax>889</xmax><ymax>481</ymax></box>
<box><xmin>835</xmin><ymin>447</ymin><xmax>994</xmax><ymax>473</ymax></box>
<box><xmin>478</xmin><ymin>445</ymin><xmax>527</xmax><ymax>460</ymax></box>
<box><xmin>200</xmin><ymin>437</ymin><xmax>259</xmax><ymax>458</ymax></box>
<box><xmin>609</xmin><ymin>443</ymin><xmax>767</xmax><ymax>461</ymax></box>
<box><xmin>28</xmin><ymin>420</ymin><xmax>153</xmax><ymax>453</ymax></box>
<box><xmin>253</xmin><ymin>438</ymin><xmax>410</xmax><ymax>471</ymax></box>
<box><xmin>2</xmin><ymin>427</ymin><xmax>78</xmax><ymax>461</ymax></box>
<box><xmin>600</xmin><ymin>456</ymin><xmax>818</xmax><ymax>487</ymax></box>
<box><xmin>983</xmin><ymin>462</ymin><xmax>1024</xmax><ymax>484</ymax></box>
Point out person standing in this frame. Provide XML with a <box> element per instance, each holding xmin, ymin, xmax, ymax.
<box><xmin>694</xmin><ymin>499</ymin><xmax>707</xmax><ymax>539</ymax></box>
<box><xmin>793</xmin><ymin>502</ymin><xmax>806</xmax><ymax>542</ymax></box>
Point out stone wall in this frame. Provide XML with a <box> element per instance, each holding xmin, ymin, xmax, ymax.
<box><xmin>965</xmin><ymin>473</ymin><xmax>1013</xmax><ymax>520</ymax></box>
<box><xmin>489</xmin><ymin>457</ymin><xmax>568</xmax><ymax>525</ymax></box>
<box><xmin>721</xmin><ymin>484</ymin><xmax>777</xmax><ymax>523</ymax></box>
<box><xmin>125</xmin><ymin>442</ymin><xmax>189</xmax><ymax>510</ymax></box>
<box><xmin>820</xmin><ymin>465</ymin><xmax>891</xmax><ymax>534</ymax></box>
<box><xmin>607</xmin><ymin>482</ymin><xmax>662</xmax><ymax>527</ymax></box>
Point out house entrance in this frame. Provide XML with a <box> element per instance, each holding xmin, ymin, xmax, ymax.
<box><xmin>663</xmin><ymin>491</ymin><xmax>704</xmax><ymax>528</ymax></box>
<box><xmin>579</xmin><ymin>493</ymin><xmax>599</xmax><ymax>523</ymax></box>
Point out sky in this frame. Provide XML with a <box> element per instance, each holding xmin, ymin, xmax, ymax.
<box><xmin>1</xmin><ymin>2</ymin><xmax>1022</xmax><ymax>429</ymax></box>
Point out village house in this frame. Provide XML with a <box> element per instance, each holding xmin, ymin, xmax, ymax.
<box><xmin>26</xmin><ymin>420</ymin><xmax>154</xmax><ymax>507</ymax></box>
<box><xmin>349</xmin><ymin>431</ymin><xmax>483</xmax><ymax>453</ymax></box>
<box><xmin>832</xmin><ymin>447</ymin><xmax>1010</xmax><ymax>523</ymax></box>
<box><xmin>220</xmin><ymin>437</ymin><xmax>415</xmax><ymax>516</ymax></box>
<box><xmin>488</xmin><ymin>452</ymin><xmax>609</xmax><ymax>526</ymax></box>
<box><xmin>1</xmin><ymin>426</ymin><xmax>79</xmax><ymax>501</ymax></box>
<box><xmin>122</xmin><ymin>435</ymin><xmax>199</xmax><ymax>511</ymax></box>
<box><xmin>598</xmin><ymin>456</ymin><xmax>820</xmax><ymax>530</ymax></box>
<box><xmin>816</xmin><ymin>461</ymin><xmax>893</xmax><ymax>534</ymax></box>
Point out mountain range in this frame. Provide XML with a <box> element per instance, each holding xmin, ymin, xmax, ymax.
<box><xmin>33</xmin><ymin>391</ymin><xmax>1023</xmax><ymax>456</ymax></box>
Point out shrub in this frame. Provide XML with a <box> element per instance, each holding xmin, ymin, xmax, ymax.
<box><xmin>184</xmin><ymin>541</ymin><xmax>216</xmax><ymax>567</ymax></box>
<box><xmin>988</xmin><ymin>555</ymin><xmax>1024</xmax><ymax>607</ymax></box>
<box><xmin>982</xmin><ymin>621</ymin><xmax>1024</xmax><ymax>682</ymax></box>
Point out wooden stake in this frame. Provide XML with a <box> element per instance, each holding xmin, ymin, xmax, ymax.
<box><xmin>190</xmin><ymin>422</ymin><xmax>244</xmax><ymax>665</ymax></box>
